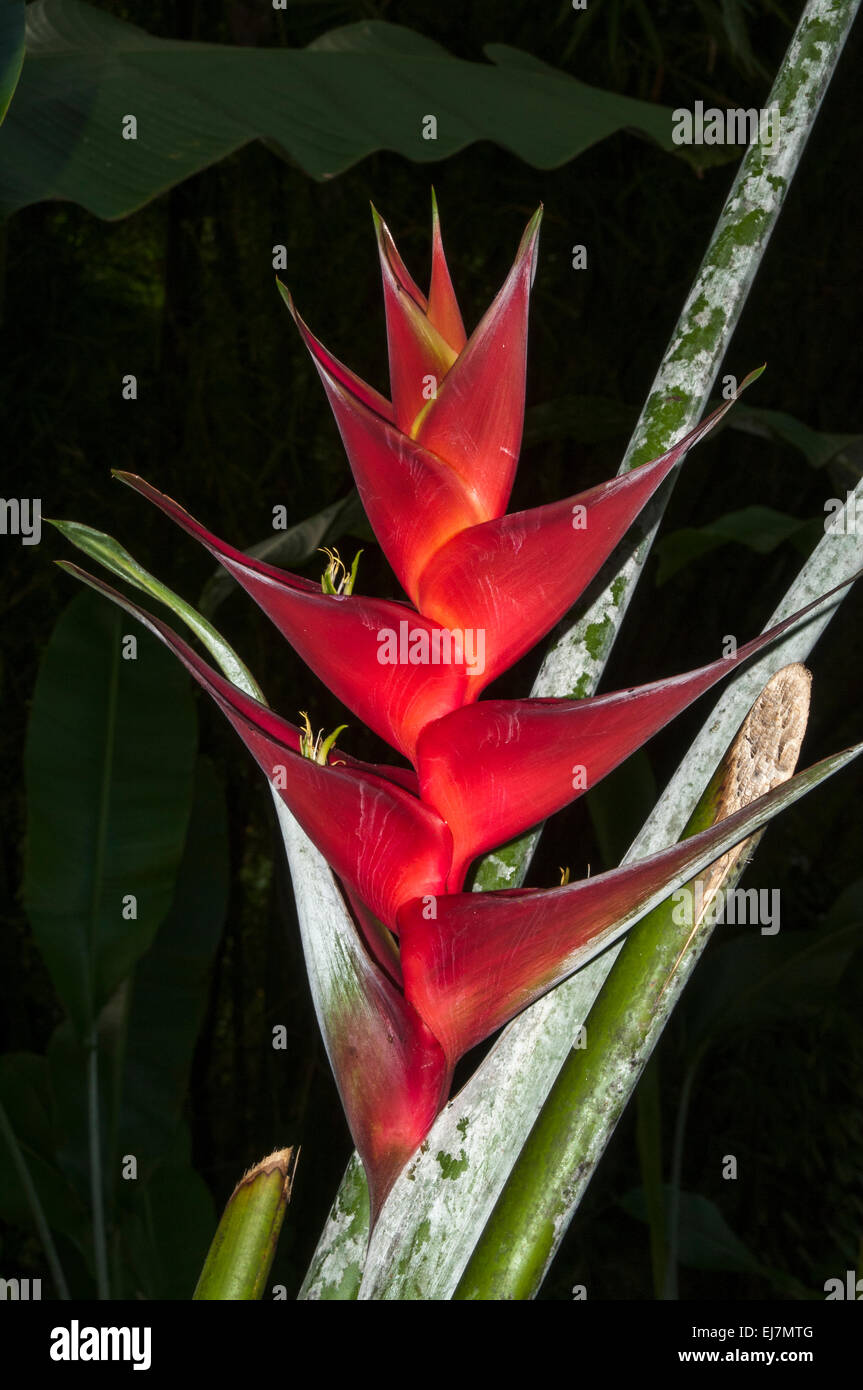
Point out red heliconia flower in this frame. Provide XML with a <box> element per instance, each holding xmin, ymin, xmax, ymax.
<box><xmin>109</xmin><ymin>382</ymin><xmax>752</xmax><ymax>768</ymax></box>
<box><xmin>59</xmin><ymin>200</ymin><xmax>851</xmax><ymax>1220</ymax></box>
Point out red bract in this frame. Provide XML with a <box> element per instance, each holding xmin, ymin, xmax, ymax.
<box><xmin>62</xmin><ymin>200</ymin><xmax>813</xmax><ymax>1218</ymax></box>
<box><xmin>280</xmin><ymin>205</ymin><xmax>541</xmax><ymax>604</ymax></box>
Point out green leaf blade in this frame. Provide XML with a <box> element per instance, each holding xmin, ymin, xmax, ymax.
<box><xmin>22</xmin><ymin>591</ymin><xmax>197</xmax><ymax>1036</ymax></box>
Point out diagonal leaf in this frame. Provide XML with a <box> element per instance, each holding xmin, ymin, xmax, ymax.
<box><xmin>654</xmin><ymin>505</ymin><xmax>819</xmax><ymax>586</ymax></box>
<box><xmin>620</xmin><ymin>1187</ymin><xmax>764</xmax><ymax>1275</ymax></box>
<box><xmin>0</xmin><ymin>1</ymin><xmax>726</xmax><ymax>220</ymax></box>
<box><xmin>48</xmin><ymin>519</ymin><xmax>264</xmax><ymax>699</ymax></box>
<box><xmin>0</xmin><ymin>0</ymin><xmax>25</xmax><ymax>125</ymax></box>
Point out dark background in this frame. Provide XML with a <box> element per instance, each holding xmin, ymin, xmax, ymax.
<box><xmin>1</xmin><ymin>0</ymin><xmax>861</xmax><ymax>1299</ymax></box>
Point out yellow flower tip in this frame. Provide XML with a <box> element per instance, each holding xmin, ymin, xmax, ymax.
<box><xmin>319</xmin><ymin>546</ymin><xmax>362</xmax><ymax>596</ymax></box>
<box><xmin>298</xmin><ymin>710</ymin><xmax>315</xmax><ymax>759</ymax></box>
<box><xmin>370</xmin><ymin>203</ymin><xmax>388</xmax><ymax>246</ymax></box>
<box><xmin>275</xmin><ymin>278</ymin><xmax>296</xmax><ymax>315</ymax></box>
<box><xmin>298</xmin><ymin>710</ymin><xmax>348</xmax><ymax>765</ymax></box>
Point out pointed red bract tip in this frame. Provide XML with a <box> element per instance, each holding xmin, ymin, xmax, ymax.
<box><xmin>373</xmin><ymin>207</ymin><xmax>460</xmax><ymax>432</ymax></box>
<box><xmin>427</xmin><ymin>191</ymin><xmax>467</xmax><ymax>353</ymax></box>
<box><xmin>413</xmin><ymin>207</ymin><xmax>542</xmax><ymax>521</ymax></box>
<box><xmin>278</xmin><ymin>281</ymin><xmax>395</xmax><ymax>423</ymax></box>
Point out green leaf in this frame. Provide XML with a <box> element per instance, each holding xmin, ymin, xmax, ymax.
<box><xmin>681</xmin><ymin>904</ymin><xmax>863</xmax><ymax>1047</ymax></box>
<box><xmin>194</xmin><ymin>1150</ymin><xmax>297</xmax><ymax>1300</ymax></box>
<box><xmin>299</xmin><ymin>1151</ymin><xmax>368</xmax><ymax>1300</ymax></box>
<box><xmin>0</xmin><ymin>0</ymin><xmax>725</xmax><ymax>220</ymax></box>
<box><xmin>23</xmin><ymin>590</ymin><xmax>197</xmax><ymax>1036</ymax></box>
<box><xmin>621</xmin><ymin>1186</ymin><xmax>763</xmax><ymax>1274</ymax></box>
<box><xmin>0</xmin><ymin>0</ymin><xmax>25</xmax><ymax>125</ymax></box>
<box><xmin>50</xmin><ymin>520</ymin><xmax>263</xmax><ymax>699</ymax></box>
<box><xmin>730</xmin><ymin>402</ymin><xmax>863</xmax><ymax>476</ymax></box>
<box><xmin>122</xmin><ymin>1164</ymin><xmax>216</xmax><ymax>1301</ymax></box>
<box><xmin>654</xmin><ymin>505</ymin><xmax>820</xmax><ymax>586</ymax></box>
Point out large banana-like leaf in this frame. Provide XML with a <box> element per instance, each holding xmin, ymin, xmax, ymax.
<box><xmin>22</xmin><ymin>590</ymin><xmax>197</xmax><ymax>1039</ymax></box>
<box><xmin>0</xmin><ymin>0</ymin><xmax>726</xmax><ymax>219</ymax></box>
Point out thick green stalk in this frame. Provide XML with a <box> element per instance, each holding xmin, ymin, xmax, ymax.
<box><xmin>85</xmin><ymin>1032</ymin><xmax>109</xmax><ymax>1300</ymax></box>
<box><xmin>193</xmin><ymin>1149</ymin><xmax>297</xmax><ymax>1300</ymax></box>
<box><xmin>0</xmin><ymin>1099</ymin><xmax>70</xmax><ymax>1299</ymax></box>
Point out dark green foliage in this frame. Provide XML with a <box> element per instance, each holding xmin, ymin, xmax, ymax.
<box><xmin>1</xmin><ymin>0</ymin><xmax>861</xmax><ymax>1298</ymax></box>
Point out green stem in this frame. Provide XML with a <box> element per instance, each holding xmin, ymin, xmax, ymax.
<box><xmin>194</xmin><ymin>1149</ymin><xmax>297</xmax><ymax>1300</ymax></box>
<box><xmin>0</xmin><ymin>1099</ymin><xmax>70</xmax><ymax>1300</ymax></box>
<box><xmin>663</xmin><ymin>1047</ymin><xmax>705</xmax><ymax>1301</ymax></box>
<box><xmin>86</xmin><ymin>1030</ymin><xmax>110</xmax><ymax>1300</ymax></box>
